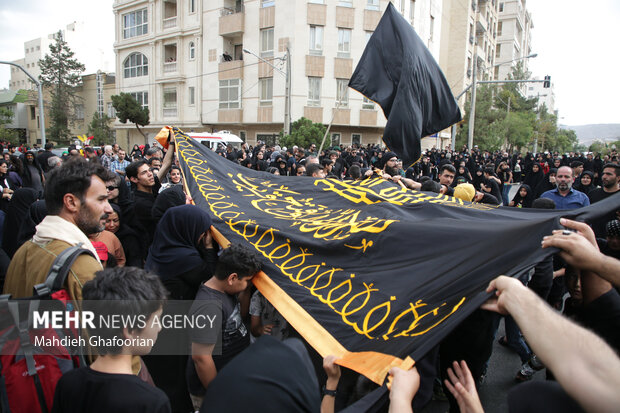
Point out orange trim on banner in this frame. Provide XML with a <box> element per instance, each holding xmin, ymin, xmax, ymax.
<box><xmin>208</xmin><ymin>228</ymin><xmax>414</xmax><ymax>385</ymax></box>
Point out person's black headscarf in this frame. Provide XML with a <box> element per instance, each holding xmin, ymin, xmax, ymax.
<box><xmin>151</xmin><ymin>185</ymin><xmax>186</xmax><ymax>225</ymax></box>
<box><xmin>15</xmin><ymin>199</ymin><xmax>47</xmax><ymax>250</ymax></box>
<box><xmin>534</xmin><ymin>168</ymin><xmax>558</xmax><ymax>198</ymax></box>
<box><xmin>510</xmin><ymin>184</ymin><xmax>534</xmax><ymax>208</ymax></box>
<box><xmin>145</xmin><ymin>205</ymin><xmax>212</xmax><ymax>279</ymax></box>
<box><xmin>2</xmin><ymin>188</ymin><xmax>39</xmax><ymax>257</ymax></box>
<box><xmin>523</xmin><ymin>163</ymin><xmax>544</xmax><ymax>190</ymax></box>
<box><xmin>201</xmin><ymin>335</ymin><xmax>320</xmax><ymax>413</ymax></box>
<box><xmin>573</xmin><ymin>170</ymin><xmax>595</xmax><ymax>196</ymax></box>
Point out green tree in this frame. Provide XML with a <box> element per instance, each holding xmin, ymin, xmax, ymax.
<box><xmin>111</xmin><ymin>92</ymin><xmax>150</xmax><ymax>143</ymax></box>
<box><xmin>87</xmin><ymin>111</ymin><xmax>114</xmax><ymax>145</ymax></box>
<box><xmin>0</xmin><ymin>107</ymin><xmax>20</xmax><ymax>144</ymax></box>
<box><xmin>38</xmin><ymin>31</ymin><xmax>85</xmax><ymax>143</ymax></box>
<box><xmin>278</xmin><ymin>117</ymin><xmax>326</xmax><ymax>149</ymax></box>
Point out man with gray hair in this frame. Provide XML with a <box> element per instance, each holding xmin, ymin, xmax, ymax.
<box><xmin>47</xmin><ymin>155</ymin><xmax>62</xmax><ymax>170</ymax></box>
<box><xmin>100</xmin><ymin>145</ymin><xmax>114</xmax><ymax>170</ymax></box>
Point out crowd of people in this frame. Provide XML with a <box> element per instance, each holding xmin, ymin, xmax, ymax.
<box><xmin>0</xmin><ymin>136</ymin><xmax>618</xmax><ymax>413</ymax></box>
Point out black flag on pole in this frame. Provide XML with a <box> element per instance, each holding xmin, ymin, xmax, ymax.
<box><xmin>173</xmin><ymin>128</ymin><xmax>619</xmax><ymax>387</ymax></box>
<box><xmin>349</xmin><ymin>3</ymin><xmax>462</xmax><ymax>167</ymax></box>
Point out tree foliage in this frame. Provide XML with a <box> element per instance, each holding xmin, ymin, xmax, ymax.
<box><xmin>111</xmin><ymin>92</ymin><xmax>149</xmax><ymax>143</ymax></box>
<box><xmin>0</xmin><ymin>108</ymin><xmax>20</xmax><ymax>144</ymax></box>
<box><xmin>456</xmin><ymin>63</ymin><xmax>578</xmax><ymax>153</ymax></box>
<box><xmin>278</xmin><ymin>117</ymin><xmax>326</xmax><ymax>149</ymax></box>
<box><xmin>87</xmin><ymin>112</ymin><xmax>114</xmax><ymax>145</ymax></box>
<box><xmin>38</xmin><ymin>31</ymin><xmax>85</xmax><ymax>143</ymax></box>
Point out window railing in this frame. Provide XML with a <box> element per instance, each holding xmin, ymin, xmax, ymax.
<box><xmin>164</xmin><ymin>61</ymin><xmax>177</xmax><ymax>72</ymax></box>
<box><xmin>163</xmin><ymin>16</ymin><xmax>176</xmax><ymax>29</ymax></box>
<box><xmin>220</xmin><ymin>4</ymin><xmax>244</xmax><ymax>16</ymax></box>
<box><xmin>163</xmin><ymin>108</ymin><xmax>177</xmax><ymax>117</ymax></box>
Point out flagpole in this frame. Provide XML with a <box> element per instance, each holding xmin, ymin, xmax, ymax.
<box><xmin>318</xmin><ymin>83</ymin><xmax>344</xmax><ymax>155</ymax></box>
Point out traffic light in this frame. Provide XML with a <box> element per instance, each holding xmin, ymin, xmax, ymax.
<box><xmin>543</xmin><ymin>75</ymin><xmax>551</xmax><ymax>88</ymax></box>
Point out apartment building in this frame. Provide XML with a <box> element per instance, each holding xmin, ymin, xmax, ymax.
<box><xmin>526</xmin><ymin>77</ymin><xmax>555</xmax><ymax>114</ymax></box>
<box><xmin>495</xmin><ymin>0</ymin><xmax>533</xmax><ymax>81</ymax></box>
<box><xmin>113</xmin><ymin>0</ymin><xmax>443</xmax><ymax>148</ymax></box>
<box><xmin>9</xmin><ymin>22</ymin><xmax>114</xmax><ymax>92</ymax></box>
<box><xmin>439</xmin><ymin>0</ymin><xmax>498</xmax><ymax>106</ymax></box>
<box><xmin>70</xmin><ymin>72</ymin><xmax>118</xmax><ymax>142</ymax></box>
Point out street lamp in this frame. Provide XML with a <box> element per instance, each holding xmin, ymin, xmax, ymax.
<box><xmin>0</xmin><ymin>61</ymin><xmax>46</xmax><ymax>146</ymax></box>
<box><xmin>242</xmin><ymin>47</ymin><xmax>291</xmax><ymax>136</ymax></box>
<box><xmin>466</xmin><ymin>53</ymin><xmax>537</xmax><ymax>150</ymax></box>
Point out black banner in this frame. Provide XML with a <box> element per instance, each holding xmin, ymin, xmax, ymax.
<box><xmin>175</xmin><ymin>130</ymin><xmax>617</xmax><ymax>380</ymax></box>
<box><xmin>349</xmin><ymin>3</ymin><xmax>461</xmax><ymax>167</ymax></box>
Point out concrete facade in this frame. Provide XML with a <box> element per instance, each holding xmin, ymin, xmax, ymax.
<box><xmin>113</xmin><ymin>0</ymin><xmax>444</xmax><ymax>148</ymax></box>
<box><xmin>495</xmin><ymin>0</ymin><xmax>533</xmax><ymax>82</ymax></box>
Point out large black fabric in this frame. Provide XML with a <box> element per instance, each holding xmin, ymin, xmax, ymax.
<box><xmin>200</xmin><ymin>335</ymin><xmax>320</xmax><ymax>413</ymax></box>
<box><xmin>348</xmin><ymin>3</ymin><xmax>461</xmax><ymax>167</ymax></box>
<box><xmin>16</xmin><ymin>199</ymin><xmax>47</xmax><ymax>250</ymax></box>
<box><xmin>175</xmin><ymin>130</ymin><xmax>619</xmax><ymax>382</ymax></box>
<box><xmin>145</xmin><ymin>204</ymin><xmax>212</xmax><ymax>280</ymax></box>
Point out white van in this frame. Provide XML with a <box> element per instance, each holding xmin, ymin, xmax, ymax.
<box><xmin>187</xmin><ymin>131</ymin><xmax>243</xmax><ymax>150</ymax></box>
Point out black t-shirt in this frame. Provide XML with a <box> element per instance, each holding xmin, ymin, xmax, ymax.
<box><xmin>186</xmin><ymin>284</ymin><xmax>250</xmax><ymax>396</ymax></box>
<box><xmin>578</xmin><ymin>289</ymin><xmax>620</xmax><ymax>354</ymax></box>
<box><xmin>132</xmin><ymin>176</ymin><xmax>161</xmax><ymax>245</ymax></box>
<box><xmin>51</xmin><ymin>367</ymin><xmax>170</xmax><ymax>413</ymax></box>
<box><xmin>587</xmin><ymin>189</ymin><xmax>619</xmax><ymax>237</ymax></box>
<box><xmin>588</xmin><ymin>187</ymin><xmax>619</xmax><ymax>204</ymax></box>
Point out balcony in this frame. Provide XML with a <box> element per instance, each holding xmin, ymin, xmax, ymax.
<box><xmin>218</xmin><ymin>60</ymin><xmax>243</xmax><ymax>80</ymax></box>
<box><xmin>163</xmin><ymin>16</ymin><xmax>177</xmax><ymax>29</ymax></box>
<box><xmin>163</xmin><ymin>61</ymin><xmax>177</xmax><ymax>73</ymax></box>
<box><xmin>219</xmin><ymin>6</ymin><xmax>244</xmax><ymax>36</ymax></box>
<box><xmin>163</xmin><ymin>0</ymin><xmax>177</xmax><ymax>29</ymax></box>
<box><xmin>476</xmin><ymin>12</ymin><xmax>488</xmax><ymax>33</ymax></box>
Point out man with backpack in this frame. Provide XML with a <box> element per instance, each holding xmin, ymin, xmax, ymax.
<box><xmin>3</xmin><ymin>157</ymin><xmax>114</xmax><ymax>300</ymax></box>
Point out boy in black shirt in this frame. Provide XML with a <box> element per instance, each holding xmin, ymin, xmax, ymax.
<box><xmin>187</xmin><ymin>244</ymin><xmax>262</xmax><ymax>410</ymax></box>
<box><xmin>51</xmin><ymin>267</ymin><xmax>171</xmax><ymax>413</ymax></box>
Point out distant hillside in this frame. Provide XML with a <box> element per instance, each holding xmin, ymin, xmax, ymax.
<box><xmin>560</xmin><ymin>124</ymin><xmax>620</xmax><ymax>146</ymax></box>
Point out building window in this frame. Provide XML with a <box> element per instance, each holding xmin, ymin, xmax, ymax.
<box><xmin>308</xmin><ymin>0</ymin><xmax>324</xmax><ymax>3</ymax></box>
<box><xmin>497</xmin><ymin>22</ymin><xmax>503</xmax><ymax>36</ymax></box>
<box><xmin>30</xmin><ymin>107</ymin><xmax>36</xmax><ymax>120</ymax></box>
<box><xmin>130</xmin><ymin>91</ymin><xmax>149</xmax><ymax>109</ymax></box>
<box><xmin>400</xmin><ymin>0</ymin><xmax>405</xmax><ymax>13</ymax></box>
<box><xmin>107</xmin><ymin>102</ymin><xmax>116</xmax><ymax>118</ymax></box>
<box><xmin>308</xmin><ymin>77</ymin><xmax>321</xmax><ymax>106</ymax></box>
<box><xmin>499</xmin><ymin>2</ymin><xmax>504</xmax><ymax>12</ymax></box>
<box><xmin>410</xmin><ymin>0</ymin><xmax>415</xmax><ymax>23</ymax></box>
<box><xmin>362</xmin><ymin>97</ymin><xmax>375</xmax><ymax>109</ymax></box>
<box><xmin>36</xmin><ymin>45</ymin><xmax>40</xmax><ymax>51</ymax></box>
<box><xmin>219</xmin><ymin>79</ymin><xmax>241</xmax><ymax>109</ymax></box>
<box><xmin>495</xmin><ymin>44</ymin><xmax>501</xmax><ymax>58</ymax></box>
<box><xmin>367</xmin><ymin>0</ymin><xmax>379</xmax><ymax>10</ymax></box>
<box><xmin>338</xmin><ymin>0</ymin><xmax>352</xmax><ymax>7</ymax></box>
<box><xmin>352</xmin><ymin>133</ymin><xmax>361</xmax><ymax>145</ymax></box>
<box><xmin>261</xmin><ymin>0</ymin><xmax>275</xmax><ymax>7</ymax></box>
<box><xmin>189</xmin><ymin>0</ymin><xmax>196</xmax><ymax>13</ymax></box>
<box><xmin>429</xmin><ymin>15</ymin><xmax>435</xmax><ymax>42</ymax></box>
<box><xmin>337</xmin><ymin>29</ymin><xmax>351</xmax><ymax>58</ymax></box>
<box><xmin>75</xmin><ymin>104</ymin><xmax>84</xmax><ymax>120</ymax></box>
<box><xmin>163</xmin><ymin>87</ymin><xmax>177</xmax><ymax>116</ymax></box>
<box><xmin>123</xmin><ymin>53</ymin><xmax>148</xmax><ymax>78</ymax></box>
<box><xmin>365</xmin><ymin>31</ymin><xmax>373</xmax><ymax>45</ymax></box>
<box><xmin>309</xmin><ymin>26</ymin><xmax>324</xmax><ymax>55</ymax></box>
<box><xmin>331</xmin><ymin>133</ymin><xmax>341</xmax><ymax>146</ymax></box>
<box><xmin>123</xmin><ymin>9</ymin><xmax>148</xmax><ymax>39</ymax></box>
<box><xmin>336</xmin><ymin>79</ymin><xmax>349</xmax><ymax>106</ymax></box>
<box><xmin>259</xmin><ymin>78</ymin><xmax>273</xmax><ymax>106</ymax></box>
<box><xmin>189</xmin><ymin>86</ymin><xmax>195</xmax><ymax>105</ymax></box>
<box><xmin>260</xmin><ymin>28</ymin><xmax>274</xmax><ymax>58</ymax></box>
<box><xmin>189</xmin><ymin>42</ymin><xmax>195</xmax><ymax>60</ymax></box>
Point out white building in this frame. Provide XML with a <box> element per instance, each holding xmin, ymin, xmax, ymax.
<box><xmin>9</xmin><ymin>22</ymin><xmax>115</xmax><ymax>92</ymax></box>
<box><xmin>526</xmin><ymin>77</ymin><xmax>555</xmax><ymax>114</ymax></box>
<box><xmin>113</xmin><ymin>0</ymin><xmax>443</xmax><ymax>147</ymax></box>
<box><xmin>495</xmin><ymin>0</ymin><xmax>533</xmax><ymax>81</ymax></box>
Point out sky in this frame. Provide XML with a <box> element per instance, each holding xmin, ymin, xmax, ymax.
<box><xmin>0</xmin><ymin>0</ymin><xmax>618</xmax><ymax>127</ymax></box>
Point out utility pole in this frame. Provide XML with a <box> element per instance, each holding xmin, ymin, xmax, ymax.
<box><xmin>0</xmin><ymin>61</ymin><xmax>46</xmax><ymax>146</ymax></box>
<box><xmin>284</xmin><ymin>45</ymin><xmax>291</xmax><ymax>136</ymax></box>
